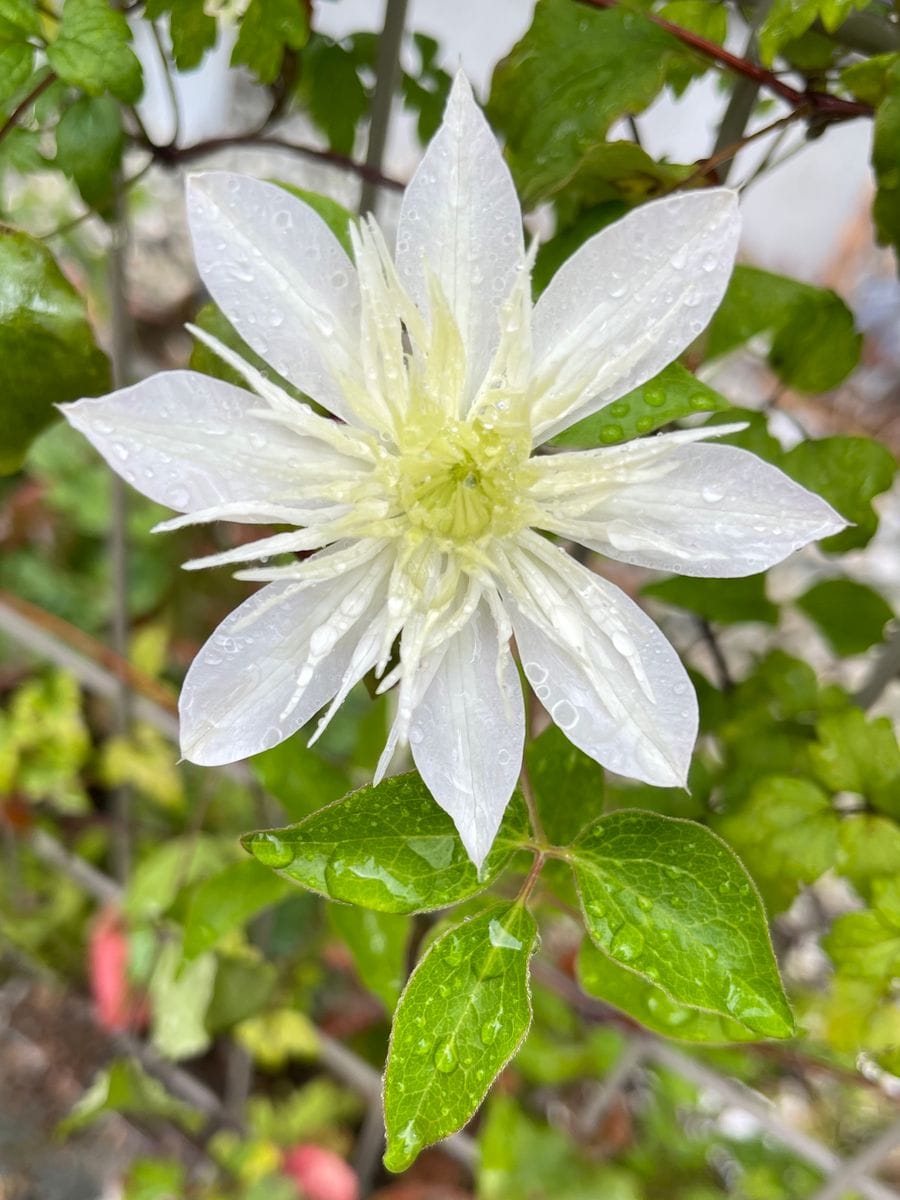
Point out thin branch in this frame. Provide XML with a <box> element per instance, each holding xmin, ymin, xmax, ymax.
<box><xmin>358</xmin><ymin>0</ymin><xmax>409</xmax><ymax>216</ymax></box>
<box><xmin>679</xmin><ymin>109</ymin><xmax>805</xmax><ymax>189</ymax></box>
<box><xmin>855</xmin><ymin>625</ymin><xmax>900</xmax><ymax>709</ymax></box>
<box><xmin>574</xmin><ymin>0</ymin><xmax>872</xmax><ymax>120</ymax></box>
<box><xmin>810</xmin><ymin>1116</ymin><xmax>900</xmax><ymax>1200</ymax></box>
<box><xmin>0</xmin><ymin>70</ymin><xmax>56</xmax><ymax>145</ymax></box>
<box><xmin>698</xmin><ymin>619</ymin><xmax>734</xmax><ymax>692</ymax></box>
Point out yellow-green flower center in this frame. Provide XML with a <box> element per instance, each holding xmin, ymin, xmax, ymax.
<box><xmin>391</xmin><ymin>414</ymin><xmax>533</xmax><ymax>544</ymax></box>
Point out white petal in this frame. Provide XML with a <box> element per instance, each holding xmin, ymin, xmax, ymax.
<box><xmin>186</xmin><ymin>172</ymin><xmax>366</xmax><ymax>426</ymax></box>
<box><xmin>530</xmin><ymin>189</ymin><xmax>740</xmax><ymax>442</ymax></box>
<box><xmin>409</xmin><ymin>601</ymin><xmax>524</xmax><ymax>868</ymax></box>
<box><xmin>502</xmin><ymin>535</ymin><xmax>696</xmax><ymax>788</ymax></box>
<box><xmin>61</xmin><ymin>371</ymin><xmax>358</xmax><ymax>514</ymax></box>
<box><xmin>180</xmin><ymin>549</ymin><xmax>392</xmax><ymax>765</ymax></box>
<box><xmin>395</xmin><ymin>72</ymin><xmax>525</xmax><ymax>408</ymax></box>
<box><xmin>543</xmin><ymin>441</ymin><xmax>847</xmax><ymax>576</ymax></box>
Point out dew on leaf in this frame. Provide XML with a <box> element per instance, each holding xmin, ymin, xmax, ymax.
<box><xmin>433</xmin><ymin>1040</ymin><xmax>459</xmax><ymax>1074</ymax></box>
<box><xmin>250</xmin><ymin>832</ymin><xmax>295</xmax><ymax>869</ymax></box>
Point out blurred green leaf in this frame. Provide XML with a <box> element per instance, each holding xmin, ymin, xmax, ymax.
<box><xmin>328</xmin><ymin>903</ymin><xmax>410</xmax><ymax>1011</ymax></box>
<box><xmin>236</xmin><ymin>1007</ymin><xmax>319</xmax><ymax>1069</ymax></box>
<box><xmin>826</xmin><ymin>878</ymin><xmax>900</xmax><ymax>982</ymax></box>
<box><xmin>183</xmin><ymin>859</ymin><xmax>291</xmax><ymax>959</ymax></box>
<box><xmin>842</xmin><ymin>52</ymin><xmax>899</xmax><ymax>106</ymax></box>
<box><xmin>123</xmin><ymin>1159</ymin><xmax>186</xmax><ymax>1200</ymax></box>
<box><xmin>552</xmin><ymin>362</ymin><xmax>731</xmax><ymax>449</ymax></box>
<box><xmin>59</xmin><ymin>1058</ymin><xmax>201</xmax><ymax>1136</ymax></box>
<box><xmin>242</xmin><ymin>772</ymin><xmax>528</xmax><ymax>913</ymax></box>
<box><xmin>383</xmin><ymin>903</ymin><xmax>537</xmax><ymax>1172</ymax></box>
<box><xmin>0</xmin><ymin>670</ymin><xmax>90</xmax><ymax>813</ymax></box>
<box><xmin>125</xmin><ymin>834</ymin><xmax>235</xmax><ymax>922</ymax></box>
<box><xmin>0</xmin><ymin>0</ymin><xmax>40</xmax><ymax>36</ymax></box>
<box><xmin>0</xmin><ymin>226</ymin><xmax>110</xmax><ymax>473</ymax></box>
<box><xmin>0</xmin><ymin>39</ymin><xmax>33</xmax><ymax>107</ymax></box>
<box><xmin>872</xmin><ymin>59</ymin><xmax>900</xmax><ymax>259</ymax></box>
<box><xmin>525</xmin><ymin>723</ymin><xmax>603</xmax><ymax>846</ymax></box>
<box><xmin>488</xmin><ymin>0</ymin><xmax>679</xmax><ymax>207</ymax></box>
<box><xmin>759</xmin><ymin>0</ymin><xmax>866</xmax><ymax>64</ymax></box>
<box><xmin>644</xmin><ymin>573</ymin><xmax>778</xmax><ymax>626</ymax></box>
<box><xmin>148</xmin><ymin>939</ymin><xmax>217</xmax><ymax>1060</ymax></box>
<box><xmin>660</xmin><ymin>0</ymin><xmax>728</xmax><ymax>95</ymax></box>
<box><xmin>206</xmin><ymin>954</ymin><xmax>277</xmax><ymax>1032</ymax></box>
<box><xmin>570</xmin><ymin>811</ymin><xmax>793</xmax><ymax>1037</ymax></box>
<box><xmin>838</xmin><ymin>813</ymin><xmax>900</xmax><ymax>897</ymax></box>
<box><xmin>300</xmin><ymin>36</ymin><xmax>369</xmax><ymax>155</ymax></box>
<box><xmin>48</xmin><ymin>0</ymin><xmax>143</xmax><ymax>102</ymax></box>
<box><xmin>796</xmin><ymin>578</ymin><xmax>894</xmax><ymax>656</ymax></box>
<box><xmin>401</xmin><ymin>32</ymin><xmax>452</xmax><ymax>144</ymax></box>
<box><xmin>251</xmin><ymin>731</ymin><xmax>353</xmax><ymax>821</ymax></box>
<box><xmin>231</xmin><ymin>0</ymin><xmax>308</xmax><ymax>84</ymax></box>
<box><xmin>811</xmin><ymin>709</ymin><xmax>900</xmax><ymax>817</ymax></box>
<box><xmin>144</xmin><ymin>0</ymin><xmax>217</xmax><ymax>71</ymax></box>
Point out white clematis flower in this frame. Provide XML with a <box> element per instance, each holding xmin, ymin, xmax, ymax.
<box><xmin>62</xmin><ymin>75</ymin><xmax>845</xmax><ymax>867</ymax></box>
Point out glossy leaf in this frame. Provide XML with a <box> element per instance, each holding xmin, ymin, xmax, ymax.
<box><xmin>569</xmin><ymin>811</ymin><xmax>793</xmax><ymax>1037</ymax></box>
<box><xmin>551</xmin><ymin>362</ymin><xmax>731</xmax><ymax>449</ymax></box>
<box><xmin>525</xmin><ymin>723</ymin><xmax>603</xmax><ymax>846</ymax></box>
<box><xmin>328</xmin><ymin>904</ymin><xmax>410</xmax><ymax>1011</ymax></box>
<box><xmin>797</xmin><ymin>578</ymin><xmax>894</xmax><ymax>656</ymax></box>
<box><xmin>242</xmin><ymin>772</ymin><xmax>529</xmax><ymax>913</ymax></box>
<box><xmin>383</xmin><ymin>903</ymin><xmax>537</xmax><ymax>1172</ymax></box>
<box><xmin>644</xmin><ymin>573</ymin><xmax>778</xmax><ymax>626</ymax></box>
<box><xmin>47</xmin><ymin>0</ymin><xmax>143</xmax><ymax>103</ymax></box>
<box><xmin>0</xmin><ymin>228</ymin><xmax>110</xmax><ymax>473</ymax></box>
<box><xmin>578</xmin><ymin>939</ymin><xmax>759</xmax><ymax>1043</ymax></box>
<box><xmin>182</xmin><ymin>859</ymin><xmax>291</xmax><ymax>960</ymax></box>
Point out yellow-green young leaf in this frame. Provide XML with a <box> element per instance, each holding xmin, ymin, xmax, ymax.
<box><xmin>57</xmin><ymin>1059</ymin><xmax>201</xmax><ymax>1138</ymax></box>
<box><xmin>383</xmin><ymin>903</ymin><xmax>537</xmax><ymax>1172</ymax></box>
<box><xmin>148</xmin><ymin>941</ymin><xmax>217</xmax><ymax>1060</ymax></box>
<box><xmin>569</xmin><ymin>811</ymin><xmax>793</xmax><ymax>1038</ymax></box>
<box><xmin>488</xmin><ymin>0</ymin><xmax>678</xmax><ymax>208</ymax></box>
<box><xmin>797</xmin><ymin>578</ymin><xmax>894</xmax><ymax>657</ymax></box>
<box><xmin>838</xmin><ymin>813</ymin><xmax>900</xmax><ymax>899</ymax></box>
<box><xmin>182</xmin><ymin>859</ymin><xmax>291</xmax><ymax>960</ymax></box>
<box><xmin>759</xmin><ymin>0</ymin><xmax>865</xmax><ymax>64</ymax></box>
<box><xmin>0</xmin><ymin>227</ymin><xmax>110</xmax><ymax>473</ymax></box>
<box><xmin>825</xmin><ymin>879</ymin><xmax>900</xmax><ymax>983</ymax></box>
<box><xmin>47</xmin><ymin>0</ymin><xmax>143</xmax><ymax>102</ymax></box>
<box><xmin>242</xmin><ymin>772</ymin><xmax>529</xmax><ymax>914</ymax></box>
<box><xmin>328</xmin><ymin>904</ymin><xmax>410</xmax><ymax>1011</ymax></box>
<box><xmin>577</xmin><ymin>939</ymin><xmax>760</xmax><ymax>1043</ymax></box>
<box><xmin>0</xmin><ymin>1</ymin><xmax>41</xmax><ymax>37</ymax></box>
<box><xmin>551</xmin><ymin>362</ymin><xmax>731</xmax><ymax>449</ymax></box>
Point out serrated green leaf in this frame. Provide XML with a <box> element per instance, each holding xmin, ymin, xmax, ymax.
<box><xmin>242</xmin><ymin>772</ymin><xmax>529</xmax><ymax>913</ymax></box>
<box><xmin>812</xmin><ymin>709</ymin><xmax>900</xmax><ymax>817</ymax></box>
<box><xmin>759</xmin><ymin>0</ymin><xmax>865</xmax><ymax>65</ymax></box>
<box><xmin>569</xmin><ymin>811</ymin><xmax>793</xmax><ymax>1037</ymax></box>
<box><xmin>144</xmin><ymin>0</ymin><xmax>217</xmax><ymax>71</ymax></box>
<box><xmin>488</xmin><ymin>0</ymin><xmax>679</xmax><ymax>208</ymax></box>
<box><xmin>48</xmin><ymin>0</ymin><xmax>143</xmax><ymax>103</ymax></box>
<box><xmin>58</xmin><ymin>1059</ymin><xmax>201</xmax><ymax>1137</ymax></box>
<box><xmin>826</xmin><ymin>882</ymin><xmax>900</xmax><ymax>982</ymax></box>
<box><xmin>577</xmin><ymin>938</ymin><xmax>759</xmax><ymax>1042</ymax></box>
<box><xmin>55</xmin><ymin>94</ymin><xmax>124</xmax><ymax>213</ymax></box>
<box><xmin>525</xmin><ymin>723</ymin><xmax>603</xmax><ymax>846</ymax></box>
<box><xmin>716</xmin><ymin>777</ymin><xmax>839</xmax><ymax>912</ymax></box>
<box><xmin>0</xmin><ymin>226</ymin><xmax>110</xmax><ymax>473</ymax></box>
<box><xmin>552</xmin><ymin>362</ymin><xmax>731</xmax><ymax>449</ymax></box>
<box><xmin>797</xmin><ymin>578</ymin><xmax>894</xmax><ymax>656</ymax></box>
<box><xmin>300</xmin><ymin>36</ymin><xmax>369</xmax><ymax>155</ymax></box>
<box><xmin>644</xmin><ymin>573</ymin><xmax>778</xmax><ymax>626</ymax></box>
<box><xmin>182</xmin><ymin>859</ymin><xmax>291</xmax><ymax>960</ymax></box>
<box><xmin>780</xmin><ymin>436</ymin><xmax>896</xmax><ymax>553</ymax></box>
<box><xmin>231</xmin><ymin>0</ymin><xmax>308</xmax><ymax>85</ymax></box>
<box><xmin>383</xmin><ymin>903</ymin><xmax>537</xmax><ymax>1172</ymax></box>
<box><xmin>328</xmin><ymin>904</ymin><xmax>410</xmax><ymax>1011</ymax></box>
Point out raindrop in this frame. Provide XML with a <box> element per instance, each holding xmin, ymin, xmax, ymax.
<box><xmin>251</xmin><ymin>832</ymin><xmax>295</xmax><ymax>869</ymax></box>
<box><xmin>412</xmin><ymin>1036</ymin><xmax>432</xmax><ymax>1057</ymax></box>
<box><xmin>635</xmin><ymin>894</ymin><xmax>652</xmax><ymax>913</ymax></box>
<box><xmin>636</xmin><ymin>416</ymin><xmax>654</xmax><ymax>433</ymax></box>
<box><xmin>433</xmin><ymin>1040</ymin><xmax>458</xmax><ymax>1074</ymax></box>
<box><xmin>610</xmin><ymin>924</ymin><xmax>645</xmax><ymax>962</ymax></box>
<box><xmin>612</xmin><ymin>630</ymin><xmax>635</xmax><ymax>657</ymax></box>
<box><xmin>701</xmin><ymin>484</ymin><xmax>724</xmax><ymax>504</ymax></box>
<box><xmin>600</xmin><ymin>424</ymin><xmax>623</xmax><ymax>444</ymax></box>
<box><xmin>609</xmin><ymin>401</ymin><xmax>630</xmax><ymax>418</ymax></box>
<box><xmin>480</xmin><ymin>1019</ymin><xmax>500</xmax><ymax>1046</ymax></box>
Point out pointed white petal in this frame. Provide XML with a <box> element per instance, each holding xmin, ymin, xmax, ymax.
<box><xmin>409</xmin><ymin>601</ymin><xmax>524</xmax><ymax>868</ymax></box>
<box><xmin>186</xmin><ymin>172</ymin><xmax>366</xmax><ymax>426</ymax></box>
<box><xmin>61</xmin><ymin>371</ymin><xmax>355</xmax><ymax>514</ymax></box>
<box><xmin>530</xmin><ymin>189</ymin><xmax>740</xmax><ymax>442</ymax></box>
<box><xmin>395</xmin><ymin>72</ymin><xmax>525</xmax><ymax>408</ymax></box>
<box><xmin>543</xmin><ymin>441</ymin><xmax>847</xmax><ymax>576</ymax></box>
<box><xmin>180</xmin><ymin>550</ymin><xmax>392</xmax><ymax>765</ymax></box>
<box><xmin>502</xmin><ymin>535</ymin><xmax>696</xmax><ymax>788</ymax></box>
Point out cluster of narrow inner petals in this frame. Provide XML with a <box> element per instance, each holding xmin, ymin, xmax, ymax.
<box><xmin>62</xmin><ymin>72</ymin><xmax>846</xmax><ymax>867</ymax></box>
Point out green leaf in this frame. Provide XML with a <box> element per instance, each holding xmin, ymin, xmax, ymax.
<box><xmin>401</xmin><ymin>33</ymin><xmax>452</xmax><ymax>145</ymax></box>
<box><xmin>232</xmin><ymin>0</ymin><xmax>308</xmax><ymax>85</ymax></box>
<box><xmin>328</xmin><ymin>904</ymin><xmax>410</xmax><ymax>1011</ymax></box>
<box><xmin>236</xmin><ymin>1007</ymin><xmax>319</xmax><ymax>1068</ymax></box>
<box><xmin>825</xmin><ymin>879</ymin><xmax>900</xmax><ymax>983</ymax></box>
<box><xmin>644</xmin><ymin>573</ymin><xmax>778</xmax><ymax>626</ymax></box>
<box><xmin>0</xmin><ymin>226</ymin><xmax>110</xmax><ymax>473</ymax></box>
<box><xmin>0</xmin><ymin>0</ymin><xmax>41</xmax><ymax>37</ymax></box>
<box><xmin>251</xmin><ymin>733</ymin><xmax>353</xmax><ymax>821</ymax></box>
<box><xmin>796</xmin><ymin>578</ymin><xmax>894</xmax><ymax>656</ymax></box>
<box><xmin>550</xmin><ymin>141</ymin><xmax>694</xmax><ymax>224</ymax></box>
<box><xmin>182</xmin><ymin>859</ymin><xmax>291</xmax><ymax>960</ymax></box>
<box><xmin>58</xmin><ymin>1059</ymin><xmax>201</xmax><ymax>1137</ymax></box>
<box><xmin>300</xmin><ymin>36</ymin><xmax>369</xmax><ymax>156</ymax></box>
<box><xmin>811</xmin><ymin>709</ymin><xmax>900</xmax><ymax>818</ymax></box>
<box><xmin>841</xmin><ymin>52</ymin><xmax>899</xmax><ymax>107</ymax></box>
<box><xmin>148</xmin><ymin>939</ymin><xmax>217</xmax><ymax>1060</ymax></box>
<box><xmin>242</xmin><ymin>772</ymin><xmax>529</xmax><ymax>913</ymax></box>
<box><xmin>705</xmin><ymin>266</ymin><xmax>861</xmax><ymax>393</ymax></box>
<box><xmin>488</xmin><ymin>0</ymin><xmax>679</xmax><ymax>208</ymax></box>
<box><xmin>759</xmin><ymin>0</ymin><xmax>866</xmax><ymax>64</ymax></box>
<box><xmin>383</xmin><ymin>903</ymin><xmax>537</xmax><ymax>1172</ymax></box>
<box><xmin>837</xmin><ymin>813</ymin><xmax>900</xmax><ymax>897</ymax></box>
<box><xmin>55</xmin><ymin>94</ymin><xmax>124</xmax><ymax>213</ymax></box>
<box><xmin>124</xmin><ymin>1159</ymin><xmax>186</xmax><ymax>1200</ymax></box>
<box><xmin>659</xmin><ymin>0</ymin><xmax>727</xmax><ymax>96</ymax></box>
<box><xmin>525</xmin><ymin>723</ymin><xmax>603</xmax><ymax>846</ymax></box>
<box><xmin>551</xmin><ymin>362</ymin><xmax>731</xmax><ymax>449</ymax></box>
<box><xmin>124</xmin><ymin>834</ymin><xmax>235</xmax><ymax>922</ymax></box>
<box><xmin>144</xmin><ymin>0</ymin><xmax>217</xmax><ymax>72</ymax></box>
<box><xmin>780</xmin><ymin>436</ymin><xmax>896</xmax><ymax>553</ymax></box>
<box><xmin>569</xmin><ymin>811</ymin><xmax>793</xmax><ymax>1038</ymax></box>
<box><xmin>0</xmin><ymin>39</ymin><xmax>33</xmax><ymax>107</ymax></box>
<box><xmin>872</xmin><ymin>60</ymin><xmax>900</xmax><ymax>258</ymax></box>
<box><xmin>48</xmin><ymin>0</ymin><xmax>143</xmax><ymax>103</ymax></box>
<box><xmin>716</xmin><ymin>777</ymin><xmax>839</xmax><ymax>912</ymax></box>
<box><xmin>578</xmin><ymin>939</ymin><xmax>760</xmax><ymax>1042</ymax></box>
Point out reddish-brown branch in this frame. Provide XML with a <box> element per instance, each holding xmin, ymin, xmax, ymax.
<box><xmin>575</xmin><ymin>0</ymin><xmax>873</xmax><ymax>120</ymax></box>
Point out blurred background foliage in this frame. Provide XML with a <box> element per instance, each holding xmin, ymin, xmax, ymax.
<box><xmin>0</xmin><ymin>0</ymin><xmax>899</xmax><ymax>1197</ymax></box>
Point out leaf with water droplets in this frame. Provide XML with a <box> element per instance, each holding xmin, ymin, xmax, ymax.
<box><xmin>241</xmin><ymin>771</ymin><xmax>530</xmax><ymax>913</ymax></box>
<box><xmin>551</xmin><ymin>362</ymin><xmax>731</xmax><ymax>450</ymax></box>
<box><xmin>383</xmin><ymin>903</ymin><xmax>537</xmax><ymax>1172</ymax></box>
<box><xmin>569</xmin><ymin>810</ymin><xmax>793</xmax><ymax>1038</ymax></box>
